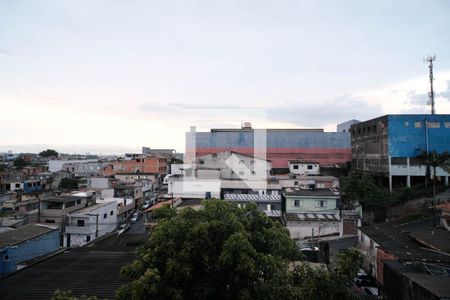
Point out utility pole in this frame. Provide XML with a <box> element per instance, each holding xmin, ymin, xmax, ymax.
<box><xmin>424</xmin><ymin>55</ymin><xmax>436</xmax><ymax>114</ymax></box>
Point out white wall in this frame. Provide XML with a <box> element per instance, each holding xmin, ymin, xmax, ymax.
<box><xmin>168</xmin><ymin>179</ymin><xmax>221</xmax><ymax>199</ymax></box>
<box><xmin>289</xmin><ymin>162</ymin><xmax>320</xmax><ymax>176</ymax></box>
<box><xmin>66</xmin><ymin>201</ymin><xmax>117</xmax><ymax>247</ymax></box>
<box><xmin>287</xmin><ymin>221</ymin><xmax>340</xmax><ymax>240</ymax></box>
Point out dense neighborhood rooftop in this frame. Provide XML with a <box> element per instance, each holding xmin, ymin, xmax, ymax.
<box><xmin>0</xmin><ymin>232</ymin><xmax>147</xmax><ymax>299</ymax></box>
<box><xmin>0</xmin><ymin>224</ymin><xmax>58</xmax><ymax>249</ymax></box>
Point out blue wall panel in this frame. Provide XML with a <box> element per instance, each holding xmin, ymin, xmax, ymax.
<box><xmin>388</xmin><ymin>115</ymin><xmax>450</xmax><ymax>157</ymax></box>
<box><xmin>0</xmin><ymin>229</ymin><xmax>59</xmax><ymax>275</ymax></box>
<box><xmin>195</xmin><ymin>131</ymin><xmax>351</xmax><ymax>148</ymax></box>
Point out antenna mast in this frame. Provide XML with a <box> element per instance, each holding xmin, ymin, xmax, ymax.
<box><xmin>424</xmin><ymin>55</ymin><xmax>436</xmax><ymax>114</ymax></box>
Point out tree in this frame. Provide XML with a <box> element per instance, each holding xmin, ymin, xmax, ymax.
<box><xmin>52</xmin><ymin>290</ymin><xmax>98</xmax><ymax>300</ymax></box>
<box><xmin>117</xmin><ymin>200</ymin><xmax>301</xmax><ymax>299</ymax></box>
<box><xmin>13</xmin><ymin>157</ymin><xmax>28</xmax><ymax>168</ymax></box>
<box><xmin>417</xmin><ymin>150</ymin><xmax>450</xmax><ymax>227</ymax></box>
<box><xmin>417</xmin><ymin>150</ymin><xmax>450</xmax><ymax>196</ymax></box>
<box><xmin>290</xmin><ymin>248</ymin><xmax>362</xmax><ymax>300</ymax></box>
<box><xmin>340</xmin><ymin>170</ymin><xmax>391</xmax><ymax>211</ymax></box>
<box><xmin>59</xmin><ymin>178</ymin><xmax>79</xmax><ymax>189</ymax></box>
<box><xmin>117</xmin><ymin>201</ymin><xmax>362</xmax><ymax>299</ymax></box>
<box><xmin>151</xmin><ymin>204</ymin><xmax>177</xmax><ymax>220</ymax></box>
<box><xmin>39</xmin><ymin>149</ymin><xmax>59</xmax><ymax>158</ymax></box>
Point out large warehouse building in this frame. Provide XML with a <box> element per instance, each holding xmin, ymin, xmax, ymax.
<box><xmin>185</xmin><ymin>122</ymin><xmax>354</xmax><ymax>171</ymax></box>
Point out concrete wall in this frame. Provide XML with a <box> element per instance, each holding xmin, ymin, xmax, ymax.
<box><xmin>190</xmin><ymin>130</ymin><xmax>351</xmax><ymax>168</ymax></box>
<box><xmin>287</xmin><ymin>221</ymin><xmax>340</xmax><ymax>239</ymax></box>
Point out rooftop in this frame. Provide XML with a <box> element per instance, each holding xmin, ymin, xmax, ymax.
<box><xmin>0</xmin><ymin>224</ymin><xmax>58</xmax><ymax>249</ymax></box>
<box><xmin>70</xmin><ymin>201</ymin><xmax>116</xmax><ymax>214</ymax></box>
<box><xmin>284</xmin><ymin>188</ymin><xmax>339</xmax><ymax>197</ymax></box>
<box><xmin>285</xmin><ymin>212</ymin><xmax>339</xmax><ymax>222</ymax></box>
<box><xmin>41</xmin><ymin>195</ymin><xmax>85</xmax><ymax>203</ymax></box>
<box><xmin>359</xmin><ymin>218</ymin><xmax>450</xmax><ymax>263</ymax></box>
<box><xmin>0</xmin><ymin>232</ymin><xmax>147</xmax><ymax>299</ymax></box>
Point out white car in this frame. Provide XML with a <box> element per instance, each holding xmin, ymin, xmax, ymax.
<box><xmin>117</xmin><ymin>223</ymin><xmax>130</xmax><ymax>235</ymax></box>
<box><xmin>142</xmin><ymin>202</ymin><xmax>150</xmax><ymax>209</ymax></box>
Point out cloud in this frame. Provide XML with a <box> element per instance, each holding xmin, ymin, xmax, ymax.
<box><xmin>268</xmin><ymin>95</ymin><xmax>383</xmax><ymax>127</ymax></box>
<box><xmin>406</xmin><ymin>90</ymin><xmax>428</xmax><ymax>106</ymax></box>
<box><xmin>438</xmin><ymin>80</ymin><xmax>450</xmax><ymax>101</ymax></box>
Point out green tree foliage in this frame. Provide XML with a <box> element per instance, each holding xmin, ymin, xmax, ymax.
<box><xmin>417</xmin><ymin>150</ymin><xmax>450</xmax><ymax>194</ymax></box>
<box><xmin>291</xmin><ymin>248</ymin><xmax>362</xmax><ymax>300</ymax></box>
<box><xmin>340</xmin><ymin>170</ymin><xmax>391</xmax><ymax>211</ymax></box>
<box><xmin>151</xmin><ymin>204</ymin><xmax>177</xmax><ymax>220</ymax></box>
<box><xmin>52</xmin><ymin>290</ymin><xmax>98</xmax><ymax>300</ymax></box>
<box><xmin>13</xmin><ymin>157</ymin><xmax>28</xmax><ymax>168</ymax></box>
<box><xmin>59</xmin><ymin>178</ymin><xmax>79</xmax><ymax>189</ymax></box>
<box><xmin>117</xmin><ymin>200</ymin><xmax>300</xmax><ymax>299</ymax></box>
<box><xmin>39</xmin><ymin>149</ymin><xmax>59</xmax><ymax>157</ymax></box>
<box><xmin>117</xmin><ymin>200</ymin><xmax>361</xmax><ymax>300</ymax></box>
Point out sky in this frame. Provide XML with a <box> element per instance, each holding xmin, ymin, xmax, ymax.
<box><xmin>1</xmin><ymin>0</ymin><xmax>450</xmax><ymax>154</ymax></box>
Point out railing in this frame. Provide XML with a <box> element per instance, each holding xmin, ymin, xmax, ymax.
<box><xmin>224</xmin><ymin>193</ymin><xmax>281</xmax><ymax>202</ymax></box>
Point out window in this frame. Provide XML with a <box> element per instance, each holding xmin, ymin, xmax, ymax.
<box><xmin>250</xmin><ymin>160</ymin><xmax>254</xmax><ymax>164</ymax></box>
<box><xmin>66</xmin><ymin>201</ymin><xmax>75</xmax><ymax>208</ymax></box>
<box><xmin>293</xmin><ymin>200</ymin><xmax>302</xmax><ymax>207</ymax></box>
<box><xmin>103</xmin><ymin>213</ymin><xmax>107</xmax><ymax>219</ymax></box>
<box><xmin>110</xmin><ymin>210</ymin><xmax>114</xmax><ymax>216</ymax></box>
<box><xmin>293</xmin><ymin>165</ymin><xmax>299</xmax><ymax>170</ymax></box>
<box><xmin>76</xmin><ymin>199</ymin><xmax>81</xmax><ymax>205</ymax></box>
<box><xmin>45</xmin><ymin>219</ymin><xmax>55</xmax><ymax>224</ymax></box>
<box><xmin>307</xmin><ymin>165</ymin><xmax>313</xmax><ymax>170</ymax></box>
<box><xmin>15</xmin><ymin>183</ymin><xmax>20</xmax><ymax>188</ymax></box>
<box><xmin>404</xmin><ymin>122</ymin><xmax>409</xmax><ymax>127</ymax></box>
<box><xmin>414</xmin><ymin>122</ymin><xmax>422</xmax><ymax>128</ymax></box>
<box><xmin>427</xmin><ymin>122</ymin><xmax>440</xmax><ymax>128</ymax></box>
<box><xmin>317</xmin><ymin>183</ymin><xmax>325</xmax><ymax>188</ymax></box>
<box><xmin>294</xmin><ymin>181</ymin><xmax>298</xmax><ymax>186</ymax></box>
<box><xmin>251</xmin><ymin>171</ymin><xmax>255</xmax><ymax>175</ymax></box>
<box><xmin>3</xmin><ymin>254</ymin><xmax>10</xmax><ymax>262</ymax></box>
<box><xmin>239</xmin><ymin>171</ymin><xmax>244</xmax><ymax>176</ymax></box>
<box><xmin>77</xmin><ymin>220</ymin><xmax>85</xmax><ymax>227</ymax></box>
<box><xmin>445</xmin><ymin>122</ymin><xmax>450</xmax><ymax>128</ymax></box>
<box><xmin>316</xmin><ymin>200</ymin><xmax>327</xmax><ymax>208</ymax></box>
<box><xmin>86</xmin><ymin>236</ymin><xmax>91</xmax><ymax>242</ymax></box>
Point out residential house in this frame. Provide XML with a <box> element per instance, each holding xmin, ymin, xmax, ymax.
<box><xmin>114</xmin><ymin>183</ymin><xmax>143</xmax><ymax>207</ymax></box>
<box><xmin>283</xmin><ymin>188</ymin><xmax>341</xmax><ymax>239</ymax></box>
<box><xmin>39</xmin><ymin>193</ymin><xmax>95</xmax><ymax>227</ymax></box>
<box><xmin>0</xmin><ymin>224</ymin><xmax>59</xmax><ymax>275</ymax></box>
<box><xmin>65</xmin><ymin>201</ymin><xmax>117</xmax><ymax>247</ymax></box>
<box><xmin>99</xmin><ymin>197</ymin><xmax>134</xmax><ymax>223</ymax></box>
<box><xmin>102</xmin><ymin>155</ymin><xmax>168</xmax><ymax>177</ymax></box>
<box><xmin>288</xmin><ymin>160</ymin><xmax>320</xmax><ymax>176</ymax></box>
<box><xmin>358</xmin><ymin>219</ymin><xmax>450</xmax><ymax>286</ymax></box>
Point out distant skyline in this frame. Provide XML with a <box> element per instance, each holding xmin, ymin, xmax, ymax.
<box><xmin>1</xmin><ymin>0</ymin><xmax>450</xmax><ymax>154</ymax></box>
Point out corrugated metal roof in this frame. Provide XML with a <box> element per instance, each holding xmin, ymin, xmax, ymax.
<box><xmin>0</xmin><ymin>224</ymin><xmax>58</xmax><ymax>249</ymax></box>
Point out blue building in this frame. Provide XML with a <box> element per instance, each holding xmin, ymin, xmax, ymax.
<box><xmin>0</xmin><ymin>224</ymin><xmax>60</xmax><ymax>275</ymax></box>
<box><xmin>351</xmin><ymin>114</ymin><xmax>450</xmax><ymax>191</ymax></box>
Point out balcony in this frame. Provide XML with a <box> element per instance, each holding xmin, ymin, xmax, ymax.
<box><xmin>224</xmin><ymin>193</ymin><xmax>281</xmax><ymax>202</ymax></box>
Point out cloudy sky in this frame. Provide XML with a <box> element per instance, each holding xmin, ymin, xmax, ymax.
<box><xmin>1</xmin><ymin>0</ymin><xmax>450</xmax><ymax>154</ymax></box>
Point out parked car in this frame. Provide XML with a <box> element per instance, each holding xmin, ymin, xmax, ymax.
<box><xmin>117</xmin><ymin>223</ymin><xmax>130</xmax><ymax>235</ymax></box>
<box><xmin>131</xmin><ymin>212</ymin><xmax>140</xmax><ymax>222</ymax></box>
<box><xmin>142</xmin><ymin>201</ymin><xmax>151</xmax><ymax>210</ymax></box>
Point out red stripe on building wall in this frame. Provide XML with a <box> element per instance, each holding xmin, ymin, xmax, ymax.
<box><xmin>190</xmin><ymin>147</ymin><xmax>351</xmax><ymax>168</ymax></box>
